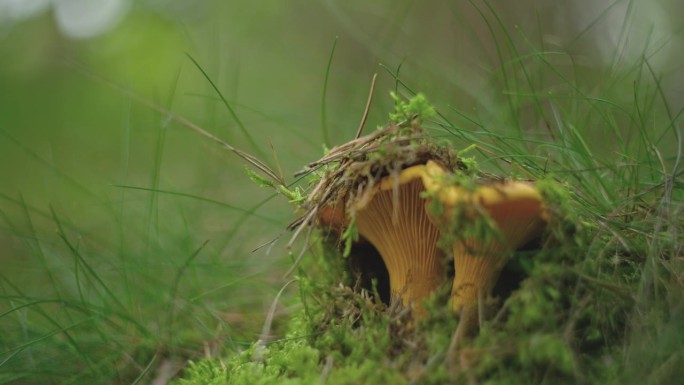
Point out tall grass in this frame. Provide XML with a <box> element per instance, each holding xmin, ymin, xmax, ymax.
<box><xmin>0</xmin><ymin>112</ymin><xmax>289</xmax><ymax>384</ymax></box>
<box><xmin>1</xmin><ymin>1</ymin><xmax>682</xmax><ymax>384</ymax></box>
<box><xmin>176</xmin><ymin>2</ymin><xmax>682</xmax><ymax>384</ymax></box>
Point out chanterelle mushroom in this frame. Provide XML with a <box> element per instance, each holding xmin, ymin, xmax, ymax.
<box><xmin>422</xmin><ymin>161</ymin><xmax>548</xmax><ymax>339</ymax></box>
<box><xmin>291</xmin><ymin>123</ymin><xmax>461</xmax><ymax>316</ymax></box>
<box><xmin>352</xmin><ymin>163</ymin><xmax>447</xmax><ymax>315</ymax></box>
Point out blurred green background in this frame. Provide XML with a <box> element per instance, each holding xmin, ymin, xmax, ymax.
<box><xmin>0</xmin><ymin>0</ymin><xmax>682</xmax><ymax>382</ymax></box>
<box><xmin>2</xmin><ymin>0</ymin><xmax>681</xmax><ymax>246</ymax></box>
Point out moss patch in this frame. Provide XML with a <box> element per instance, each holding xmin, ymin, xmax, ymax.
<box><xmin>174</xmin><ymin>93</ymin><xmax>683</xmax><ymax>385</ymax></box>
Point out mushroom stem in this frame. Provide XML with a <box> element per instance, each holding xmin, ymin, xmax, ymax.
<box><xmin>450</xmin><ymin>197</ymin><xmax>546</xmax><ymax>338</ymax></box>
<box><xmin>450</xmin><ymin>242</ymin><xmax>511</xmax><ymax>340</ymax></box>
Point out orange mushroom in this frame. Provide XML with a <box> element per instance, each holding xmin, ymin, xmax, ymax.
<box><xmin>352</xmin><ymin>163</ymin><xmax>448</xmax><ymax>315</ymax></box>
<box><xmin>318</xmin><ymin>202</ymin><xmax>348</xmax><ymax>234</ymax></box>
<box><xmin>423</xmin><ymin>161</ymin><xmax>548</xmax><ymax>339</ymax></box>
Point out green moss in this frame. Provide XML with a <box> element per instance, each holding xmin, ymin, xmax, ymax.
<box><xmin>175</xmin><ymin>85</ymin><xmax>681</xmax><ymax>384</ymax></box>
<box><xmin>389</xmin><ymin>92</ymin><xmax>437</xmax><ymax>125</ymax></box>
<box><xmin>176</xmin><ymin>165</ymin><xmax>634</xmax><ymax>384</ymax></box>
<box><xmin>174</xmin><ymin>189</ymin><xmax>673</xmax><ymax>385</ymax></box>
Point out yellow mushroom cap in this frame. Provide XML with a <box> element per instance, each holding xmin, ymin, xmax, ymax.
<box><xmin>353</xmin><ymin>163</ymin><xmax>447</xmax><ymax>314</ymax></box>
<box><xmin>423</xmin><ymin>160</ymin><xmax>547</xmax><ymax>253</ymax></box>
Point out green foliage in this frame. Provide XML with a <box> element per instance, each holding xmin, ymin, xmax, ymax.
<box><xmin>456</xmin><ymin>144</ymin><xmax>479</xmax><ymax>175</ymax></box>
<box><xmin>245</xmin><ymin>165</ymin><xmax>276</xmax><ymax>189</ymax></box>
<box><xmin>340</xmin><ymin>219</ymin><xmax>358</xmax><ymax>258</ymax></box>
<box><xmin>174</xmin><ymin>182</ymin><xmax>582</xmax><ymax>384</ymax></box>
<box><xmin>245</xmin><ymin>165</ymin><xmax>305</xmax><ymax>204</ymax></box>
<box><xmin>389</xmin><ymin>92</ymin><xmax>437</xmax><ymax>124</ymax></box>
<box><xmin>176</xmin><ymin>90</ymin><xmax>681</xmax><ymax>384</ymax></box>
<box><xmin>3</xmin><ymin>3</ymin><xmax>682</xmax><ymax>384</ymax></box>
<box><xmin>175</xmin><ymin>359</ymin><xmax>231</xmax><ymax>385</ymax></box>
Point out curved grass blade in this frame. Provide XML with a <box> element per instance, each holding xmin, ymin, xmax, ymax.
<box><xmin>321</xmin><ymin>36</ymin><xmax>338</xmax><ymax>147</ymax></box>
<box><xmin>185</xmin><ymin>53</ymin><xmax>268</xmax><ymax>161</ymax></box>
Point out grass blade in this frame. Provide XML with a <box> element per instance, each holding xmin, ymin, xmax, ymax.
<box><xmin>321</xmin><ymin>36</ymin><xmax>338</xmax><ymax>147</ymax></box>
<box><xmin>185</xmin><ymin>53</ymin><xmax>268</xmax><ymax>161</ymax></box>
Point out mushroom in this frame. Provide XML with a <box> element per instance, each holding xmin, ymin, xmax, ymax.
<box><xmin>422</xmin><ymin>161</ymin><xmax>547</xmax><ymax>340</ymax></box>
<box><xmin>318</xmin><ymin>202</ymin><xmax>348</xmax><ymax>234</ymax></box>
<box><xmin>317</xmin><ymin>202</ymin><xmax>392</xmax><ymax>304</ymax></box>
<box><xmin>352</xmin><ymin>163</ymin><xmax>447</xmax><ymax>315</ymax></box>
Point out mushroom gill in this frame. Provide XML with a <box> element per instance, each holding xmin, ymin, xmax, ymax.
<box><xmin>352</xmin><ymin>163</ymin><xmax>447</xmax><ymax>315</ymax></box>
<box><xmin>423</xmin><ymin>161</ymin><xmax>548</xmax><ymax>339</ymax></box>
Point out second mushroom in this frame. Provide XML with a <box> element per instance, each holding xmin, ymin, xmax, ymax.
<box><xmin>422</xmin><ymin>160</ymin><xmax>548</xmax><ymax>340</ymax></box>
